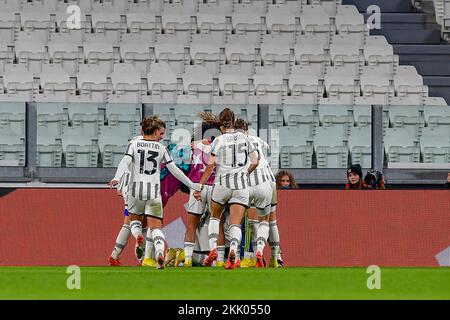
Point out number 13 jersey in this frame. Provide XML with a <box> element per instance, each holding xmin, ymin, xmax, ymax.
<box><xmin>209</xmin><ymin>131</ymin><xmax>256</xmax><ymax>190</ymax></box>
<box><xmin>125</xmin><ymin>138</ymin><xmax>173</xmax><ymax>200</ymax></box>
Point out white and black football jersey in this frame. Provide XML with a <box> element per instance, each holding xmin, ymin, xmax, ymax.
<box><xmin>209</xmin><ymin>131</ymin><xmax>256</xmax><ymax>190</ymax></box>
<box><xmin>125</xmin><ymin>137</ymin><xmax>173</xmax><ymax>200</ymax></box>
<box><xmin>247</xmin><ymin>135</ymin><xmax>272</xmax><ymax>187</ymax></box>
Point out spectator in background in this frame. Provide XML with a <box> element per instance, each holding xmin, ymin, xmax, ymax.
<box><xmin>345</xmin><ymin>164</ymin><xmax>386</xmax><ymax>190</ymax></box>
<box><xmin>275</xmin><ymin>170</ymin><xmax>298</xmax><ymax>189</ymax></box>
<box><xmin>446</xmin><ymin>173</ymin><xmax>450</xmax><ymax>189</ymax></box>
<box><xmin>345</xmin><ymin>164</ymin><xmax>366</xmax><ymax>190</ymax></box>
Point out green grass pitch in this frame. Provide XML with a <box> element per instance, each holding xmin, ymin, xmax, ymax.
<box><xmin>0</xmin><ymin>267</ymin><xmax>449</xmax><ymax>300</ymax></box>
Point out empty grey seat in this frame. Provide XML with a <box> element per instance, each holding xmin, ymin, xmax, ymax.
<box><xmin>98</xmin><ymin>126</ymin><xmax>130</xmax><ymax>167</ymax></box>
<box><xmin>420</xmin><ymin>126</ymin><xmax>450</xmax><ymax>163</ymax></box>
<box><xmin>314</xmin><ymin>126</ymin><xmax>348</xmax><ymax>168</ymax></box>
<box><xmin>278</xmin><ymin>126</ymin><xmax>314</xmax><ymax>168</ymax></box>
<box><xmin>37</xmin><ymin>125</ymin><xmax>63</xmax><ymax>167</ymax></box>
<box><xmin>348</xmin><ymin>126</ymin><xmax>371</xmax><ymax>168</ymax></box>
<box><xmin>61</xmin><ymin>126</ymin><xmax>99</xmax><ymax>167</ymax></box>
<box><xmin>384</xmin><ymin>128</ymin><xmax>420</xmax><ymax>163</ymax></box>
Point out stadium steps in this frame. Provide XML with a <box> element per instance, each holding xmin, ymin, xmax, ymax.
<box><xmin>352</xmin><ymin>0</ymin><xmax>450</xmax><ymax>103</ymax></box>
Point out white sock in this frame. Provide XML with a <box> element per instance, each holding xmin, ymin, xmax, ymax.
<box><xmin>249</xmin><ymin>219</ymin><xmax>259</xmax><ymax>259</ymax></box>
<box><xmin>217</xmin><ymin>245</ymin><xmax>225</xmax><ymax>262</ymax></box>
<box><xmin>269</xmin><ymin>220</ymin><xmax>280</xmax><ymax>259</ymax></box>
<box><xmin>184</xmin><ymin>242</ymin><xmax>194</xmax><ymax>261</ymax></box>
<box><xmin>130</xmin><ymin>220</ymin><xmax>142</xmax><ymax>240</ymax></box>
<box><xmin>151</xmin><ymin>228</ymin><xmax>165</xmax><ymax>259</ymax></box>
<box><xmin>111</xmin><ymin>224</ymin><xmax>131</xmax><ymax>259</ymax></box>
<box><xmin>228</xmin><ymin>224</ymin><xmax>242</xmax><ymax>256</ymax></box>
<box><xmin>256</xmin><ymin>221</ymin><xmax>270</xmax><ymax>254</ymax></box>
<box><xmin>144</xmin><ymin>228</ymin><xmax>154</xmax><ymax>259</ymax></box>
<box><xmin>208</xmin><ymin>217</ymin><xmax>220</xmax><ymax>250</ymax></box>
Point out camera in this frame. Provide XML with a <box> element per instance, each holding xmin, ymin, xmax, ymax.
<box><xmin>364</xmin><ymin>170</ymin><xmax>383</xmax><ymax>186</ymax></box>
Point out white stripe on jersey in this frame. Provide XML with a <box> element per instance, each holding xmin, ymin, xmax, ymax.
<box><xmin>126</xmin><ymin>138</ymin><xmax>172</xmax><ymax>201</ymax></box>
<box><xmin>210</xmin><ymin>131</ymin><xmax>256</xmax><ymax>190</ymax></box>
<box><xmin>247</xmin><ymin>135</ymin><xmax>271</xmax><ymax>187</ymax></box>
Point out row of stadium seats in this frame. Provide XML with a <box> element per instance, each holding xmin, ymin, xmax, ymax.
<box><xmin>0</xmin><ymin>33</ymin><xmax>394</xmax><ymax>77</ymax></box>
<box><xmin>0</xmin><ymin>62</ymin><xmax>443</xmax><ymax>106</ymax></box>
<box><xmin>1</xmin><ymin>102</ymin><xmax>449</xmax><ymax>167</ymax></box>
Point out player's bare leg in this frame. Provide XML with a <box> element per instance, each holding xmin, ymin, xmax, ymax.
<box><xmin>242</xmin><ymin>208</ymin><xmax>258</xmax><ymax>267</ymax></box>
<box><xmin>226</xmin><ymin>204</ymin><xmax>246</xmax><ymax>270</ymax></box>
<box><xmin>147</xmin><ymin>216</ymin><xmax>165</xmax><ymax>269</ymax></box>
<box><xmin>204</xmin><ymin>201</ymin><xmax>224</xmax><ymax>266</ymax></box>
<box><xmin>109</xmin><ymin>215</ymin><xmax>131</xmax><ymax>266</ymax></box>
<box><xmin>215</xmin><ymin>215</ymin><xmax>226</xmax><ymax>267</ymax></box>
<box><xmin>255</xmin><ymin>214</ymin><xmax>270</xmax><ymax>268</ymax></box>
<box><xmin>184</xmin><ymin>213</ymin><xmax>201</xmax><ymax>267</ymax></box>
<box><xmin>269</xmin><ymin>211</ymin><xmax>283</xmax><ymax>267</ymax></box>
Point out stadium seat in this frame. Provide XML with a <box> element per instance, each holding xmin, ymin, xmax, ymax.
<box><xmin>250</xmin><ymin>72</ymin><xmax>287</xmax><ymax>104</ymax></box>
<box><xmin>161</xmin><ymin>14</ymin><xmax>195</xmax><ymax>44</ymax></box>
<box><xmin>37</xmin><ymin>125</ymin><xmax>63</xmax><ymax>167</ymax></box>
<box><xmin>363</xmin><ymin>36</ymin><xmax>399</xmax><ymax>75</ymax></box>
<box><xmin>420</xmin><ymin>126</ymin><xmax>450</xmax><ymax>163</ymax></box>
<box><xmin>0</xmin><ymin>11</ymin><xmax>20</xmax><ymax>45</ymax></box>
<box><xmin>152</xmin><ymin>104</ymin><xmax>176</xmax><ymax>143</ymax></box>
<box><xmin>0</xmin><ymin>102</ymin><xmax>25</xmax><ymax>137</ymax></box>
<box><xmin>0</xmin><ymin>43</ymin><xmax>14</xmax><ymax>74</ymax></box>
<box><xmin>393</xmin><ymin>66</ymin><xmax>428</xmax><ymax>106</ymax></box>
<box><xmin>282</xmin><ymin>104</ymin><xmax>318</xmax><ymax>137</ymax></box>
<box><xmin>190</xmin><ymin>41</ymin><xmax>226</xmax><ymax>77</ymax></box>
<box><xmin>348</xmin><ymin>126</ymin><xmax>371</xmax><ymax>168</ymax></box>
<box><xmin>224</xmin><ymin>40</ymin><xmax>261</xmax><ymax>77</ymax></box>
<box><xmin>294</xmin><ymin>34</ymin><xmax>331</xmax><ymax>77</ymax></box>
<box><xmin>196</xmin><ymin>13</ymin><xmax>232</xmax><ymax>39</ymax></box>
<box><xmin>323</xmin><ymin>66</ymin><xmax>359</xmax><ymax>105</ymax></box>
<box><xmin>313</xmin><ymin>126</ymin><xmax>348</xmax><ymax>168</ymax></box>
<box><xmin>37</xmin><ymin>102</ymin><xmax>69</xmax><ymax>137</ymax></box>
<box><xmin>14</xmin><ymin>40</ymin><xmax>50</xmax><ymax>76</ymax></box>
<box><xmin>360</xmin><ymin>66</ymin><xmax>395</xmax><ymax>105</ymax></box>
<box><xmin>126</xmin><ymin>13</ymin><xmax>161</xmax><ymax>42</ymax></box>
<box><xmin>318</xmin><ymin>104</ymin><xmax>354</xmax><ymax>136</ymax></box>
<box><xmin>173</xmin><ymin>104</ymin><xmax>207</xmax><ymax>131</ymax></box>
<box><xmin>75</xmin><ymin>66</ymin><xmax>112</xmax><ymax>103</ymax></box>
<box><xmin>127</xmin><ymin>0</ymin><xmax>163</xmax><ymax>14</ymax></box>
<box><xmin>260</xmin><ymin>41</ymin><xmax>294</xmax><ymax>78</ymax></box>
<box><xmin>61</xmin><ymin>126</ymin><xmax>99</xmax><ymax>167</ymax></box>
<box><xmin>231</xmin><ymin>13</ymin><xmax>266</xmax><ymax>44</ymax></box>
<box><xmin>66</xmin><ymin>103</ymin><xmax>105</xmax><ymax>136</ymax></box>
<box><xmin>83</xmin><ymin>42</ymin><xmax>120</xmax><ymax>74</ymax></box>
<box><xmin>198</xmin><ymin>0</ymin><xmax>233</xmax><ymax>14</ymax></box>
<box><xmin>154</xmin><ymin>42</ymin><xmax>190</xmax><ymax>77</ymax></box>
<box><xmin>278</xmin><ymin>126</ymin><xmax>314</xmax><ymax>168</ymax></box>
<box><xmin>48</xmin><ymin>42</ymin><xmax>84</xmax><ymax>77</ymax></box>
<box><xmin>91</xmin><ymin>13</ymin><xmax>126</xmax><ymax>44</ymax></box>
<box><xmin>217</xmin><ymin>68</ymin><xmax>254</xmax><ymax>104</ymax></box>
<box><xmin>162</xmin><ymin>0</ymin><xmax>197</xmax><ymax>15</ymax></box>
<box><xmin>20</xmin><ymin>11</ymin><xmax>54</xmax><ymax>42</ymax></box>
<box><xmin>55</xmin><ymin>11</ymin><xmax>91</xmax><ymax>41</ymax></box>
<box><xmin>119</xmin><ymin>42</ymin><xmax>154</xmax><ymax>77</ymax></box>
<box><xmin>423</xmin><ymin>105</ymin><xmax>450</xmax><ymax>127</ymax></box>
<box><xmin>315</xmin><ymin>0</ymin><xmax>340</xmax><ymax>16</ymax></box>
<box><xmin>105</xmin><ymin>102</ymin><xmax>141</xmax><ymax>136</ymax></box>
<box><xmin>109</xmin><ymin>67</ymin><xmax>145</xmax><ymax>103</ymax></box>
<box><xmin>0</xmin><ymin>127</ymin><xmax>25</xmax><ymax>166</ymax></box>
<box><xmin>300</xmin><ymin>5</ymin><xmax>335</xmax><ymax>35</ymax></box>
<box><xmin>384</xmin><ymin>128</ymin><xmax>420</xmax><ymax>163</ymax></box>
<box><xmin>388</xmin><ymin>105</ymin><xmax>423</xmax><ymax>137</ymax></box>
<box><xmin>288</xmin><ymin>70</ymin><xmax>324</xmax><ymax>105</ymax></box>
<box><xmin>182</xmin><ymin>65</ymin><xmax>218</xmax><ymax>104</ymax></box>
<box><xmin>37</xmin><ymin>65</ymin><xmax>75</xmax><ymax>102</ymax></box>
<box><xmin>265</xmin><ymin>5</ymin><xmax>299</xmax><ymax>35</ymax></box>
<box><xmin>352</xmin><ymin>105</ymin><xmax>372</xmax><ymax>127</ymax></box>
<box><xmin>335</xmin><ymin>5</ymin><xmax>367</xmax><ymax>34</ymax></box>
<box><xmin>98</xmin><ymin>126</ymin><xmax>129</xmax><ymax>167</ymax></box>
<box><xmin>0</xmin><ymin>65</ymin><xmax>38</xmax><ymax>102</ymax></box>
<box><xmin>145</xmin><ymin>62</ymin><xmax>182</xmax><ymax>104</ymax></box>
<box><xmin>329</xmin><ymin>34</ymin><xmax>365</xmax><ymax>77</ymax></box>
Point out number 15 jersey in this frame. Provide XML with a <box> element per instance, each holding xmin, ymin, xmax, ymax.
<box><xmin>209</xmin><ymin>131</ymin><xmax>256</xmax><ymax>190</ymax></box>
<box><xmin>125</xmin><ymin>138</ymin><xmax>173</xmax><ymax>200</ymax></box>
